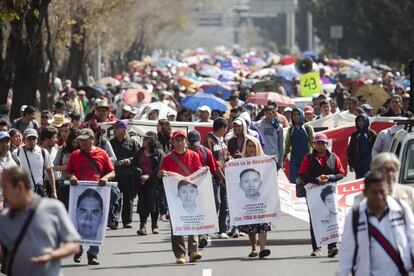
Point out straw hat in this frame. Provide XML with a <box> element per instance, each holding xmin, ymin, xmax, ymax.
<box><xmin>49</xmin><ymin>114</ymin><xmax>71</xmax><ymax>128</ymax></box>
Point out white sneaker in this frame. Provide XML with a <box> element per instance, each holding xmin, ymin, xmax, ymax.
<box><xmin>218</xmin><ymin>233</ymin><xmax>229</xmax><ymax>239</ymax></box>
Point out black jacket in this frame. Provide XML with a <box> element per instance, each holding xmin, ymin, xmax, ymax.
<box><xmin>299</xmin><ymin>150</ymin><xmax>344</xmax><ymax>184</ymax></box>
<box><xmin>132</xmin><ymin>148</ymin><xmax>165</xmax><ymax>213</ymax></box>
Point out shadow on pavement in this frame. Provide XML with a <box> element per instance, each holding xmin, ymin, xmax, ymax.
<box><xmin>210</xmin><ymin>238</ymin><xmax>311</xmax><ymax>247</ymax></box>
<box><xmin>114</xmin><ymin>249</ymin><xmax>172</xmax><ymax>255</ymax></box>
<box><xmin>90</xmin><ymin>262</ymin><xmax>196</xmax><ymax>270</ymax></box>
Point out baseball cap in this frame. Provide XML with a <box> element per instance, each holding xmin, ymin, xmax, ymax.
<box><xmin>402</xmin><ymin>93</ymin><xmax>410</xmax><ymax>99</ymax></box>
<box><xmin>20</xmin><ymin>105</ymin><xmax>28</xmax><ymax>113</ymax></box>
<box><xmin>315</xmin><ymin>133</ymin><xmax>328</xmax><ymax>143</ymax></box>
<box><xmin>198</xmin><ymin>105</ymin><xmax>211</xmax><ymax>114</ymax></box>
<box><xmin>304</xmin><ymin>106</ymin><xmax>314</xmax><ymax>113</ymax></box>
<box><xmin>78</xmin><ymin>90</ymin><xmax>86</xmax><ymax>96</ymax></box>
<box><xmin>284</xmin><ymin>107</ymin><xmax>293</xmax><ymax>112</ymax></box>
<box><xmin>361</xmin><ymin>103</ymin><xmax>374</xmax><ymax>110</ymax></box>
<box><xmin>77</xmin><ymin>128</ymin><xmax>94</xmax><ymax>140</ymax></box>
<box><xmin>23</xmin><ymin>128</ymin><xmax>38</xmax><ymax>138</ymax></box>
<box><xmin>171</xmin><ymin>130</ymin><xmax>187</xmax><ymax>139</ymax></box>
<box><xmin>188</xmin><ymin>130</ymin><xmax>201</xmax><ymax>147</ymax></box>
<box><xmin>113</xmin><ymin>119</ymin><xmax>128</xmax><ymax>130</ymax></box>
<box><xmin>0</xmin><ymin>131</ymin><xmax>10</xmax><ymax>140</ymax></box>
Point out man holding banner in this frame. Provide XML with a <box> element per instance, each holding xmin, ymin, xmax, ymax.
<box><xmin>65</xmin><ymin>128</ymin><xmax>117</xmax><ymax>265</ymax></box>
<box><xmin>158</xmin><ymin>130</ymin><xmax>203</xmax><ymax>264</ymax></box>
<box><xmin>298</xmin><ymin>133</ymin><xmax>345</xmax><ymax>257</ymax></box>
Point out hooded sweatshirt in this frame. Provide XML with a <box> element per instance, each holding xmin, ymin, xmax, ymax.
<box><xmin>257</xmin><ymin>116</ymin><xmax>284</xmax><ymax>164</ymax></box>
<box><xmin>284</xmin><ymin>108</ymin><xmax>315</xmax><ymax>183</ymax></box>
<box><xmin>228</xmin><ymin>118</ymin><xmax>253</xmax><ymax>159</ymax></box>
<box><xmin>347</xmin><ymin>114</ymin><xmax>377</xmax><ymax>175</ymax></box>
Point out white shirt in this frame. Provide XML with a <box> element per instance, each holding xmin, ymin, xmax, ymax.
<box><xmin>14</xmin><ymin>146</ymin><xmax>53</xmax><ymax>187</ymax></box>
<box><xmin>45</xmin><ymin>145</ymin><xmax>59</xmax><ymax>180</ymax></box>
<box><xmin>0</xmin><ymin>152</ymin><xmax>19</xmax><ymax>201</ymax></box>
<box><xmin>367</xmin><ymin>208</ymin><xmax>400</xmax><ymax>276</ymax></box>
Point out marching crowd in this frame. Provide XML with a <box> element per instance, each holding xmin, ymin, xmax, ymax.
<box><xmin>0</xmin><ymin>48</ymin><xmax>414</xmax><ymax>275</ymax></box>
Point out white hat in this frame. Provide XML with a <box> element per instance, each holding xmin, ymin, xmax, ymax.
<box><xmin>284</xmin><ymin>107</ymin><xmax>293</xmax><ymax>112</ymax></box>
<box><xmin>198</xmin><ymin>105</ymin><xmax>211</xmax><ymax>114</ymax></box>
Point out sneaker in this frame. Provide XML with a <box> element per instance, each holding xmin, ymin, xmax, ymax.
<box><xmin>199</xmin><ymin>237</ymin><xmax>208</xmax><ymax>248</ymax></box>
<box><xmin>239</xmin><ymin>232</ymin><xmax>246</xmax><ymax>237</ymax></box>
<box><xmin>108</xmin><ymin>223</ymin><xmax>119</xmax><ymax>230</ymax></box>
<box><xmin>176</xmin><ymin>256</ymin><xmax>185</xmax><ymax>264</ymax></box>
<box><xmin>137</xmin><ymin>226</ymin><xmax>147</xmax><ymax>236</ymax></box>
<box><xmin>87</xmin><ymin>256</ymin><xmax>100</xmax><ymax>265</ymax></box>
<box><xmin>123</xmin><ymin>224</ymin><xmax>132</xmax><ymax>229</ymax></box>
<box><xmin>248</xmin><ymin>251</ymin><xmax>258</xmax><ymax>258</ymax></box>
<box><xmin>310</xmin><ymin>249</ymin><xmax>322</xmax><ymax>257</ymax></box>
<box><xmin>152</xmin><ymin>227</ymin><xmax>159</xmax><ymax>234</ymax></box>
<box><xmin>259</xmin><ymin>249</ymin><xmax>271</xmax><ymax>259</ymax></box>
<box><xmin>233</xmin><ymin>230</ymin><xmax>239</xmax><ymax>238</ymax></box>
<box><xmin>160</xmin><ymin>214</ymin><xmax>167</xmax><ymax>221</ymax></box>
<box><xmin>328</xmin><ymin>247</ymin><xmax>338</xmax><ymax>258</ymax></box>
<box><xmin>73</xmin><ymin>250</ymin><xmax>83</xmax><ymax>263</ymax></box>
<box><xmin>218</xmin><ymin>233</ymin><xmax>229</xmax><ymax>239</ymax></box>
<box><xmin>189</xmin><ymin>252</ymin><xmax>202</xmax><ymax>263</ymax></box>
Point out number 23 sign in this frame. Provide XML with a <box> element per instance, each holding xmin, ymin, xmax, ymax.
<box><xmin>300</xmin><ymin>72</ymin><xmax>321</xmax><ymax>97</ymax></box>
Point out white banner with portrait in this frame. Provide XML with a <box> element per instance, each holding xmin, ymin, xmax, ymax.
<box><xmin>68</xmin><ymin>181</ymin><xmax>112</xmax><ymax>246</ymax></box>
<box><xmin>225</xmin><ymin>156</ymin><xmax>281</xmax><ymax>226</ymax></box>
<box><xmin>163</xmin><ymin>167</ymin><xmax>218</xmax><ymax>235</ymax></box>
<box><xmin>305</xmin><ymin>183</ymin><xmax>342</xmax><ymax>246</ymax></box>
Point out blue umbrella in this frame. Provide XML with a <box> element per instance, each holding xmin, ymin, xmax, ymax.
<box><xmin>182</xmin><ymin>93</ymin><xmax>227</xmax><ymax>112</ymax></box>
<box><xmin>200</xmin><ymin>84</ymin><xmax>232</xmax><ymax>99</ymax></box>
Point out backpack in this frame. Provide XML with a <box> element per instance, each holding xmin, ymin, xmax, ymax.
<box><xmin>199</xmin><ymin>145</ymin><xmax>208</xmax><ymax>166</ymax></box>
<box><xmin>288</xmin><ymin>124</ymin><xmax>312</xmax><ymax>138</ymax></box>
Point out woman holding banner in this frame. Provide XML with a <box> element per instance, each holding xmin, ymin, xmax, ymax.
<box><xmin>238</xmin><ymin>135</ymin><xmax>272</xmax><ymax>259</ymax></box>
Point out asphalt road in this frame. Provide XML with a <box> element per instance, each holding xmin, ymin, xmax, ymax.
<box><xmin>62</xmin><ymin>212</ymin><xmax>338</xmax><ymax>276</ymax></box>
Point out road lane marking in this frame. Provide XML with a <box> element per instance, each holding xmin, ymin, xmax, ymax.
<box><xmin>203</xmin><ymin>268</ymin><xmax>212</xmax><ymax>276</ymax></box>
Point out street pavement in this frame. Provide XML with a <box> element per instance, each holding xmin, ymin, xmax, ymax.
<box><xmin>62</xmin><ymin>212</ymin><xmax>338</xmax><ymax>276</ymax></box>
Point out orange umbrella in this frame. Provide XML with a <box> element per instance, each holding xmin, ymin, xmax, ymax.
<box><xmin>246</xmin><ymin>92</ymin><xmax>294</xmax><ymax>107</ymax></box>
<box><xmin>122</xmin><ymin>89</ymin><xmax>151</xmax><ymax>106</ymax></box>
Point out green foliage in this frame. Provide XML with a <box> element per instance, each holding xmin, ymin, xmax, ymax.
<box><xmin>309</xmin><ymin>0</ymin><xmax>414</xmax><ymax>63</ymax></box>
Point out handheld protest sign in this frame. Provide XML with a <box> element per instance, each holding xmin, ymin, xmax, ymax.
<box><xmin>225</xmin><ymin>156</ymin><xmax>281</xmax><ymax>226</ymax></box>
<box><xmin>163</xmin><ymin>167</ymin><xmax>218</xmax><ymax>235</ymax></box>
<box><xmin>68</xmin><ymin>181</ymin><xmax>112</xmax><ymax>246</ymax></box>
<box><xmin>300</xmin><ymin>72</ymin><xmax>321</xmax><ymax>97</ymax></box>
<box><xmin>305</xmin><ymin>183</ymin><xmax>342</xmax><ymax>246</ymax></box>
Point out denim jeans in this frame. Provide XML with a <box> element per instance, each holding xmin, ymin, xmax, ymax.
<box><xmin>213</xmin><ymin>180</ymin><xmax>229</xmax><ymax>234</ymax></box>
<box><xmin>79</xmin><ymin>245</ymin><xmax>99</xmax><ymax>258</ymax></box>
<box><xmin>107</xmin><ymin>186</ymin><xmax>122</xmax><ymax>227</ymax></box>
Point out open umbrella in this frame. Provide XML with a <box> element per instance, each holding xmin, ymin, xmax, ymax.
<box><xmin>200</xmin><ymin>84</ymin><xmax>232</xmax><ymax>99</ymax></box>
<box><xmin>182</xmin><ymin>92</ymin><xmax>227</xmax><ymax>112</ymax></box>
<box><xmin>355</xmin><ymin>85</ymin><xmax>390</xmax><ymax>114</ymax></box>
<box><xmin>120</xmin><ymin>82</ymin><xmax>142</xmax><ymax>90</ymax></box>
<box><xmin>246</xmin><ymin>92</ymin><xmax>294</xmax><ymax>107</ymax></box>
<box><xmin>97</xmin><ymin>77</ymin><xmax>120</xmax><ymax>87</ymax></box>
<box><xmin>251</xmin><ymin>79</ymin><xmax>281</xmax><ymax>93</ymax></box>
<box><xmin>122</xmin><ymin>89</ymin><xmax>151</xmax><ymax>106</ymax></box>
<box><xmin>77</xmin><ymin>86</ymin><xmax>103</xmax><ymax>98</ymax></box>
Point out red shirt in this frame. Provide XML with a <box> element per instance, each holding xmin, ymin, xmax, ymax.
<box><xmin>195</xmin><ymin>146</ymin><xmax>219</xmax><ymax>174</ymax></box>
<box><xmin>67</xmin><ymin>147</ymin><xmax>114</xmax><ymax>181</ymax></box>
<box><xmin>298</xmin><ymin>152</ymin><xmax>345</xmax><ymax>175</ymax></box>
<box><xmin>160</xmin><ymin>149</ymin><xmax>202</xmax><ymax>176</ymax></box>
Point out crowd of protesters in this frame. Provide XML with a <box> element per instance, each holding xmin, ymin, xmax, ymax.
<box><xmin>0</xmin><ymin>47</ymin><xmax>414</xmax><ymax>275</ymax></box>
